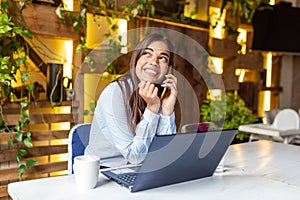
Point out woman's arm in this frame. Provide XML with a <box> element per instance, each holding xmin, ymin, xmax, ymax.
<box><xmin>95</xmin><ymin>82</ymin><xmax>161</xmax><ymax>164</ymax></box>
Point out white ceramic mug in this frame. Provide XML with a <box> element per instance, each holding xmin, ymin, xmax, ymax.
<box><xmin>73</xmin><ymin>155</ymin><xmax>100</xmax><ymax>190</ymax></box>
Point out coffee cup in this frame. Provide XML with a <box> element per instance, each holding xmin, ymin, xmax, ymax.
<box><xmin>73</xmin><ymin>155</ymin><xmax>100</xmax><ymax>190</ymax></box>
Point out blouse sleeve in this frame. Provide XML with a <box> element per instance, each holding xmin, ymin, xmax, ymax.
<box><xmin>94</xmin><ymin>82</ymin><xmax>161</xmax><ymax>164</ymax></box>
<box><xmin>156</xmin><ymin>112</ymin><xmax>177</xmax><ymax>135</ymax></box>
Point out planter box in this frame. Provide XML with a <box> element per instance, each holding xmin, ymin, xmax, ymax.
<box><xmin>208</xmin><ymin>38</ymin><xmax>240</xmax><ymax>58</ymax></box>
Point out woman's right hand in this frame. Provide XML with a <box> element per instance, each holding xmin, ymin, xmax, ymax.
<box><xmin>139</xmin><ymin>81</ymin><xmax>161</xmax><ymax>114</ymax></box>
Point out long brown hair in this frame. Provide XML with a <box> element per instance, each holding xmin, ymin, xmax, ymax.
<box><xmin>114</xmin><ymin>33</ymin><xmax>174</xmax><ymax>134</ymax></box>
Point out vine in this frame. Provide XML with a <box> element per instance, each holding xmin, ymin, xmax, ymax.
<box><xmin>0</xmin><ymin>1</ymin><xmax>37</xmax><ymax>180</ymax></box>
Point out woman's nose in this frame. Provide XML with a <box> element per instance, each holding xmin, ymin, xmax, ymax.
<box><xmin>149</xmin><ymin>54</ymin><xmax>159</xmax><ymax>65</ymax></box>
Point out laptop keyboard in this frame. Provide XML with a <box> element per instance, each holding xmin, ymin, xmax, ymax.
<box><xmin>117</xmin><ymin>173</ymin><xmax>137</xmax><ymax>185</ymax></box>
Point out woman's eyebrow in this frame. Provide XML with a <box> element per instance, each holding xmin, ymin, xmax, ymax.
<box><xmin>160</xmin><ymin>52</ymin><xmax>170</xmax><ymax>58</ymax></box>
<box><xmin>145</xmin><ymin>47</ymin><xmax>154</xmax><ymax>52</ymax></box>
<box><xmin>145</xmin><ymin>47</ymin><xmax>170</xmax><ymax>57</ymax></box>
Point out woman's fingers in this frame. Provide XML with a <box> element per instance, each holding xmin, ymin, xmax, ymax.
<box><xmin>138</xmin><ymin>81</ymin><xmax>160</xmax><ymax>114</ymax></box>
<box><xmin>161</xmin><ymin>74</ymin><xmax>178</xmax><ymax>96</ymax></box>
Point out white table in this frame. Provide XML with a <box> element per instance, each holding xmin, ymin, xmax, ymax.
<box><xmin>239</xmin><ymin>124</ymin><xmax>300</xmax><ymax>144</ymax></box>
<box><xmin>8</xmin><ymin>141</ymin><xmax>300</xmax><ymax>200</ymax></box>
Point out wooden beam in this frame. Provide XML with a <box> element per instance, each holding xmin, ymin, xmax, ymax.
<box><xmin>8</xmin><ymin>3</ymin><xmax>82</xmax><ymax>39</ymax></box>
<box><xmin>0</xmin><ymin>161</ymin><xmax>67</xmax><ymax>182</ymax></box>
<box><xmin>2</xmin><ymin>101</ymin><xmax>78</xmax><ymax>109</ymax></box>
<box><xmin>0</xmin><ymin>130</ymin><xmax>69</xmax><ymax>145</ymax></box>
<box><xmin>0</xmin><ymin>145</ymin><xmax>68</xmax><ymax>162</ymax></box>
<box><xmin>0</xmin><ymin>185</ymin><xmax>8</xmax><ymax>198</ymax></box>
<box><xmin>3</xmin><ymin>113</ymin><xmax>76</xmax><ymax>126</ymax></box>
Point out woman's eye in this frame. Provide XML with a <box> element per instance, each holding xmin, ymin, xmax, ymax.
<box><xmin>159</xmin><ymin>57</ymin><xmax>168</xmax><ymax>63</ymax></box>
<box><xmin>142</xmin><ymin>51</ymin><xmax>151</xmax><ymax>56</ymax></box>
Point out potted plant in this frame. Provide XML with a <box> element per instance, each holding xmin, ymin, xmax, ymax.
<box><xmin>201</xmin><ymin>92</ymin><xmax>258</xmax><ymax>143</ymax></box>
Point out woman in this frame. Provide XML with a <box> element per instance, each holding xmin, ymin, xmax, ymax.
<box><xmin>85</xmin><ymin>33</ymin><xmax>177</xmax><ymax>165</ymax></box>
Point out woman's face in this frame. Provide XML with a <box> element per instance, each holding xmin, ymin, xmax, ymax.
<box><xmin>135</xmin><ymin>41</ymin><xmax>170</xmax><ymax>84</ymax></box>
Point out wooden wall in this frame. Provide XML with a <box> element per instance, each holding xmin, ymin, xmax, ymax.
<box><xmin>0</xmin><ymin>101</ymin><xmax>78</xmax><ymax>199</ymax></box>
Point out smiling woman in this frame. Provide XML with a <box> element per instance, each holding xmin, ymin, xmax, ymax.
<box><xmin>84</xmin><ymin>34</ymin><xmax>177</xmax><ymax>165</ymax></box>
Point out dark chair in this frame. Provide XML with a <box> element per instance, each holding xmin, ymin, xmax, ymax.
<box><xmin>67</xmin><ymin>123</ymin><xmax>91</xmax><ymax>174</ymax></box>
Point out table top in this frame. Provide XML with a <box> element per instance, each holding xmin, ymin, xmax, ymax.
<box><xmin>8</xmin><ymin>141</ymin><xmax>300</xmax><ymax>200</ymax></box>
<box><xmin>239</xmin><ymin>124</ymin><xmax>300</xmax><ymax>137</ymax></box>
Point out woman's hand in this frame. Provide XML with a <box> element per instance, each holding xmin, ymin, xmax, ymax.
<box><xmin>139</xmin><ymin>81</ymin><xmax>161</xmax><ymax>114</ymax></box>
<box><xmin>161</xmin><ymin>74</ymin><xmax>177</xmax><ymax>116</ymax></box>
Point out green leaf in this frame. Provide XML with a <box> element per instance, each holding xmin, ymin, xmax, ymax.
<box><xmin>19</xmin><ymin>149</ymin><xmax>27</xmax><ymax>157</ymax></box>
<box><xmin>8</xmin><ymin>138</ymin><xmax>13</xmax><ymax>147</ymax></box>
<box><xmin>18</xmin><ymin>56</ymin><xmax>26</xmax><ymax>65</ymax></box>
<box><xmin>24</xmin><ymin>131</ymin><xmax>31</xmax><ymax>138</ymax></box>
<box><xmin>84</xmin><ymin>56</ymin><xmax>91</xmax><ymax>63</ymax></box>
<box><xmin>22</xmin><ymin>29</ymin><xmax>32</xmax><ymax>39</ymax></box>
<box><xmin>27</xmin><ymin>83</ymin><xmax>34</xmax><ymax>92</ymax></box>
<box><xmin>73</xmin><ymin>21</ymin><xmax>79</xmax><ymax>32</ymax></box>
<box><xmin>21</xmin><ymin>73</ymin><xmax>30</xmax><ymax>83</ymax></box>
<box><xmin>0</xmin><ymin>119</ymin><xmax>3</xmax><ymax>127</ymax></box>
<box><xmin>23</xmin><ymin>117</ymin><xmax>30</xmax><ymax>125</ymax></box>
<box><xmin>15</xmin><ymin>132</ymin><xmax>23</xmax><ymax>142</ymax></box>
<box><xmin>76</xmin><ymin>44</ymin><xmax>83</xmax><ymax>52</ymax></box>
<box><xmin>16</xmin><ymin>149</ymin><xmax>27</xmax><ymax>162</ymax></box>
<box><xmin>150</xmin><ymin>5</ymin><xmax>155</xmax><ymax>16</ymax></box>
<box><xmin>83</xmin><ymin>110</ymin><xmax>89</xmax><ymax>116</ymax></box>
<box><xmin>51</xmin><ymin>102</ymin><xmax>56</xmax><ymax>108</ymax></box>
<box><xmin>20</xmin><ymin>100</ymin><xmax>28</xmax><ymax>108</ymax></box>
<box><xmin>13</xmin><ymin>27</ymin><xmax>22</xmax><ymax>34</ymax></box>
<box><xmin>24</xmin><ymin>137</ymin><xmax>33</xmax><ymax>148</ymax></box>
<box><xmin>26</xmin><ymin>159</ymin><xmax>37</xmax><ymax>168</ymax></box>
<box><xmin>16</xmin><ymin>154</ymin><xmax>22</xmax><ymax>163</ymax></box>
<box><xmin>1</xmin><ymin>2</ymin><xmax>9</xmax><ymax>10</ymax></box>
<box><xmin>22</xmin><ymin>109</ymin><xmax>30</xmax><ymax>118</ymax></box>
<box><xmin>89</xmin><ymin>100</ymin><xmax>96</xmax><ymax>112</ymax></box>
<box><xmin>18</xmin><ymin>164</ymin><xmax>26</xmax><ymax>174</ymax></box>
<box><xmin>14</xmin><ymin>124</ymin><xmax>20</xmax><ymax>132</ymax></box>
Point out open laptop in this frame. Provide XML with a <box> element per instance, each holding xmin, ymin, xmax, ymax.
<box><xmin>101</xmin><ymin>129</ymin><xmax>237</xmax><ymax>192</ymax></box>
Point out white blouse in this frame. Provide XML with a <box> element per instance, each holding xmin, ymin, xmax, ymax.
<box><xmin>84</xmin><ymin>80</ymin><xmax>176</xmax><ymax>166</ymax></box>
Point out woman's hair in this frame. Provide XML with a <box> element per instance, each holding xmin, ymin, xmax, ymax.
<box><xmin>114</xmin><ymin>33</ymin><xmax>174</xmax><ymax>134</ymax></box>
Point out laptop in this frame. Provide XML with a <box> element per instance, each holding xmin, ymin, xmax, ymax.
<box><xmin>101</xmin><ymin>129</ymin><xmax>237</xmax><ymax>192</ymax></box>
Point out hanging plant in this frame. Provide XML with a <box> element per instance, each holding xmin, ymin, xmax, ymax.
<box><xmin>214</xmin><ymin>0</ymin><xmax>271</xmax><ymax>37</ymax></box>
<box><xmin>0</xmin><ymin>1</ymin><xmax>37</xmax><ymax>180</ymax></box>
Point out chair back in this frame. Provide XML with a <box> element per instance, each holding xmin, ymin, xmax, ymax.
<box><xmin>181</xmin><ymin>122</ymin><xmax>211</xmax><ymax>133</ymax></box>
<box><xmin>67</xmin><ymin>123</ymin><xmax>91</xmax><ymax>174</ymax></box>
<box><xmin>272</xmin><ymin>109</ymin><xmax>300</xmax><ymax>130</ymax></box>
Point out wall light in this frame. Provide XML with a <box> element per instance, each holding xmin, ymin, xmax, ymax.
<box><xmin>63</xmin><ymin>40</ymin><xmax>73</xmax><ymax>83</ymax></box>
<box><xmin>235</xmin><ymin>68</ymin><xmax>249</xmax><ymax>83</ymax></box>
<box><xmin>265</xmin><ymin>52</ymin><xmax>272</xmax><ymax>87</ymax></box>
<box><xmin>237</xmin><ymin>28</ymin><xmax>247</xmax><ymax>55</ymax></box>
<box><xmin>63</xmin><ymin>0</ymin><xmax>73</xmax><ymax>11</ymax></box>
<box><xmin>209</xmin><ymin>7</ymin><xmax>226</xmax><ymax>39</ymax></box>
<box><xmin>118</xmin><ymin>19</ymin><xmax>128</xmax><ymax>54</ymax></box>
<box><xmin>207</xmin><ymin>89</ymin><xmax>222</xmax><ymax>101</ymax></box>
<box><xmin>208</xmin><ymin>56</ymin><xmax>223</xmax><ymax>74</ymax></box>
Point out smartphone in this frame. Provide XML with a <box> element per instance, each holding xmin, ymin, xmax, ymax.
<box><xmin>160</xmin><ymin>66</ymin><xmax>172</xmax><ymax>100</ymax></box>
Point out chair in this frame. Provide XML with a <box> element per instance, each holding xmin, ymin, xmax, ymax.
<box><xmin>67</xmin><ymin>123</ymin><xmax>91</xmax><ymax>174</ymax></box>
<box><xmin>239</xmin><ymin>108</ymin><xmax>300</xmax><ymax>144</ymax></box>
<box><xmin>181</xmin><ymin>122</ymin><xmax>211</xmax><ymax>133</ymax></box>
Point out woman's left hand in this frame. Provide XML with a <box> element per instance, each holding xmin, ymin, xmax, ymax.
<box><xmin>161</xmin><ymin>74</ymin><xmax>177</xmax><ymax>116</ymax></box>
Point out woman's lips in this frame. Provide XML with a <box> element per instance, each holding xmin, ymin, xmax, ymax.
<box><xmin>144</xmin><ymin>68</ymin><xmax>158</xmax><ymax>75</ymax></box>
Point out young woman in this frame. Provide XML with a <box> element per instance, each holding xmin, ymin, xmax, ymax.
<box><xmin>85</xmin><ymin>33</ymin><xmax>178</xmax><ymax>165</ymax></box>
